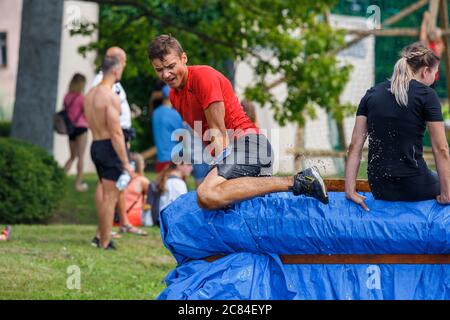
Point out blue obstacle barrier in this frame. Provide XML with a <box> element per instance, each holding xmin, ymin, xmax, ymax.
<box><xmin>158</xmin><ymin>191</ymin><xmax>450</xmax><ymax>300</ymax></box>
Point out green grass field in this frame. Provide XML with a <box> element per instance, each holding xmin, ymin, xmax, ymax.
<box><xmin>0</xmin><ymin>224</ymin><xmax>175</xmax><ymax>299</ymax></box>
<box><xmin>0</xmin><ymin>173</ymin><xmax>179</xmax><ymax>300</ymax></box>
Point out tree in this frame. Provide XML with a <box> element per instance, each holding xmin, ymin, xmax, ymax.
<box><xmin>11</xmin><ymin>0</ymin><xmax>64</xmax><ymax>153</ymax></box>
<box><xmin>77</xmin><ymin>0</ymin><xmax>352</xmax><ymax>151</ymax></box>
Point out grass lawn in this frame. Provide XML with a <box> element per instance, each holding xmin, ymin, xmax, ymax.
<box><xmin>0</xmin><ymin>224</ymin><xmax>175</xmax><ymax>299</ymax></box>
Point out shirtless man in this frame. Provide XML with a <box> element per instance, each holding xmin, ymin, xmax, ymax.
<box><xmin>84</xmin><ymin>56</ymin><xmax>135</xmax><ymax>249</ymax></box>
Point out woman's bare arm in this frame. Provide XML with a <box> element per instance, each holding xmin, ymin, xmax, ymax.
<box><xmin>428</xmin><ymin>121</ymin><xmax>450</xmax><ymax>204</ymax></box>
<box><xmin>345</xmin><ymin>116</ymin><xmax>369</xmax><ymax>211</ymax></box>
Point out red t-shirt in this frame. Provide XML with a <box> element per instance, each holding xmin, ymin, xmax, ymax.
<box><xmin>169</xmin><ymin>66</ymin><xmax>258</xmax><ymax>143</ymax></box>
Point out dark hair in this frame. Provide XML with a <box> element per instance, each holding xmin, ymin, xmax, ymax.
<box><xmin>101</xmin><ymin>56</ymin><xmax>120</xmax><ymax>74</ymax></box>
<box><xmin>148</xmin><ymin>34</ymin><xmax>184</xmax><ymax>61</ymax></box>
<box><xmin>391</xmin><ymin>42</ymin><xmax>440</xmax><ymax>106</ymax></box>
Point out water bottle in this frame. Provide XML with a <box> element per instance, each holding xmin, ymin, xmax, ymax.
<box><xmin>115</xmin><ymin>161</ymin><xmax>135</xmax><ymax>191</ymax></box>
<box><xmin>116</xmin><ymin>171</ymin><xmax>131</xmax><ymax>191</ymax></box>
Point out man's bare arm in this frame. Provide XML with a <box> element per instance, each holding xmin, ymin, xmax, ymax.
<box><xmin>204</xmin><ymin>101</ymin><xmax>229</xmax><ymax>156</ymax></box>
<box><xmin>106</xmin><ymin>95</ymin><xmax>132</xmax><ymax>174</ymax></box>
<box><xmin>420</xmin><ymin>11</ymin><xmax>429</xmax><ymax>44</ymax></box>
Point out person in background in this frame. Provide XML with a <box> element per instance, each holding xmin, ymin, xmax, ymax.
<box><xmin>84</xmin><ymin>55</ymin><xmax>134</xmax><ymax>250</ymax></box>
<box><xmin>0</xmin><ymin>226</ymin><xmax>11</xmax><ymax>241</ymax></box>
<box><xmin>91</xmin><ymin>47</ymin><xmax>134</xmax><ymax>143</ymax></box>
<box><xmin>90</xmin><ymin>47</ymin><xmax>138</xmax><ymax>237</ymax></box>
<box><xmin>420</xmin><ymin>11</ymin><xmax>445</xmax><ymax>88</ymax></box>
<box><xmin>120</xmin><ymin>153</ymin><xmax>149</xmax><ymax>234</ymax></box>
<box><xmin>345</xmin><ymin>42</ymin><xmax>450</xmax><ymax>210</ymax></box>
<box><xmin>151</xmin><ymin>84</ymin><xmax>184</xmax><ymax>173</ymax></box>
<box><xmin>156</xmin><ymin>162</ymin><xmax>192</xmax><ymax>212</ymax></box>
<box><xmin>63</xmin><ymin>73</ymin><xmax>89</xmax><ymax>192</ymax></box>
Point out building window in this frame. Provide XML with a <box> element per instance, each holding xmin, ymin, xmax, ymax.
<box><xmin>0</xmin><ymin>33</ymin><xmax>6</xmax><ymax>67</ymax></box>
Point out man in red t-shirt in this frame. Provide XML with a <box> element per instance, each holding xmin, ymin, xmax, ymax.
<box><xmin>147</xmin><ymin>35</ymin><xmax>328</xmax><ymax>209</ymax></box>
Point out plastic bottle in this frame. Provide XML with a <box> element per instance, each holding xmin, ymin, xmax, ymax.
<box><xmin>116</xmin><ymin>171</ymin><xmax>131</xmax><ymax>191</ymax></box>
<box><xmin>115</xmin><ymin>161</ymin><xmax>135</xmax><ymax>191</ymax></box>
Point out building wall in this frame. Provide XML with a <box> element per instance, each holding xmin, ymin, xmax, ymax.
<box><xmin>0</xmin><ymin>0</ymin><xmax>22</xmax><ymax>120</ymax></box>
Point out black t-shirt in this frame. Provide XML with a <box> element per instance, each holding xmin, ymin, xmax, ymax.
<box><xmin>357</xmin><ymin>80</ymin><xmax>443</xmax><ymax>178</ymax></box>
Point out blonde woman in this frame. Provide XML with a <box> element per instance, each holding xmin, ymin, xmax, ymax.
<box><xmin>345</xmin><ymin>42</ymin><xmax>450</xmax><ymax>210</ymax></box>
<box><xmin>63</xmin><ymin>73</ymin><xmax>89</xmax><ymax>192</ymax></box>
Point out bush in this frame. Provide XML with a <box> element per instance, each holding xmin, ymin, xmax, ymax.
<box><xmin>0</xmin><ymin>121</ymin><xmax>11</xmax><ymax>137</ymax></box>
<box><xmin>0</xmin><ymin>138</ymin><xmax>66</xmax><ymax>223</ymax></box>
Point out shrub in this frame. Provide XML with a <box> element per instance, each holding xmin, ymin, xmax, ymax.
<box><xmin>0</xmin><ymin>138</ymin><xmax>66</xmax><ymax>223</ymax></box>
<box><xmin>0</xmin><ymin>121</ymin><xmax>11</xmax><ymax>137</ymax></box>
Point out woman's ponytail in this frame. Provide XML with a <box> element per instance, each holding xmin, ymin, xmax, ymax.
<box><xmin>390</xmin><ymin>42</ymin><xmax>440</xmax><ymax>107</ymax></box>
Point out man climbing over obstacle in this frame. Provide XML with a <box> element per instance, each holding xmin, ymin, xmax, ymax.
<box><xmin>147</xmin><ymin>35</ymin><xmax>328</xmax><ymax>210</ymax></box>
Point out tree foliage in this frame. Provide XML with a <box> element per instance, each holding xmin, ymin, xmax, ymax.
<box><xmin>77</xmin><ymin>0</ymin><xmax>352</xmax><ymax>149</ymax></box>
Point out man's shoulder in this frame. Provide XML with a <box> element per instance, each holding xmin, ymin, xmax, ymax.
<box><xmin>189</xmin><ymin>65</ymin><xmax>221</xmax><ymax>78</ymax></box>
<box><xmin>189</xmin><ymin>65</ymin><xmax>226</xmax><ymax>94</ymax></box>
<box><xmin>96</xmin><ymin>86</ymin><xmax>120</xmax><ymax>105</ymax></box>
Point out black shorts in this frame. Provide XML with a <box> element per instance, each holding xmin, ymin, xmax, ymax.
<box><xmin>369</xmin><ymin>168</ymin><xmax>440</xmax><ymax>201</ymax></box>
<box><xmin>91</xmin><ymin>139</ymin><xmax>128</xmax><ymax>182</ymax></box>
<box><xmin>212</xmin><ymin>133</ymin><xmax>273</xmax><ymax>180</ymax></box>
<box><xmin>69</xmin><ymin>127</ymin><xmax>87</xmax><ymax>141</ymax></box>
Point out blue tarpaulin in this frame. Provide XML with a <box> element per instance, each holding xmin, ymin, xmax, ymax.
<box><xmin>157</xmin><ymin>192</ymin><xmax>450</xmax><ymax>300</ymax></box>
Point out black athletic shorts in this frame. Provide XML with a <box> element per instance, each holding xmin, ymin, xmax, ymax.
<box><xmin>369</xmin><ymin>168</ymin><xmax>440</xmax><ymax>201</ymax></box>
<box><xmin>90</xmin><ymin>139</ymin><xmax>129</xmax><ymax>182</ymax></box>
<box><xmin>212</xmin><ymin>133</ymin><xmax>273</xmax><ymax>180</ymax></box>
<box><xmin>69</xmin><ymin>127</ymin><xmax>87</xmax><ymax>141</ymax></box>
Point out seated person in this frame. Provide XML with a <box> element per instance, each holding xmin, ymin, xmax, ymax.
<box><xmin>345</xmin><ymin>42</ymin><xmax>450</xmax><ymax>210</ymax></box>
<box><xmin>120</xmin><ymin>153</ymin><xmax>150</xmax><ymax>234</ymax></box>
